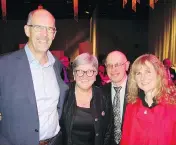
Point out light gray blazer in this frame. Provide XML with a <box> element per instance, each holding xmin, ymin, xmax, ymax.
<box><xmin>0</xmin><ymin>49</ymin><xmax>68</xmax><ymax>145</ymax></box>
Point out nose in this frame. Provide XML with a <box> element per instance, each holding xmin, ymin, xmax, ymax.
<box><xmin>140</xmin><ymin>73</ymin><xmax>145</xmax><ymax>81</ymax></box>
<box><xmin>111</xmin><ymin>66</ymin><xmax>118</xmax><ymax>73</ymax></box>
<box><xmin>40</xmin><ymin>28</ymin><xmax>48</xmax><ymax>36</ymax></box>
<box><xmin>82</xmin><ymin>72</ymin><xmax>88</xmax><ymax>78</ymax></box>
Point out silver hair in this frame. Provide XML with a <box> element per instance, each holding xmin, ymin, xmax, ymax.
<box><xmin>72</xmin><ymin>53</ymin><xmax>98</xmax><ymax>71</ymax></box>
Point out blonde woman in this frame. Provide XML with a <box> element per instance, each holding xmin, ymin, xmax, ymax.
<box><xmin>121</xmin><ymin>54</ymin><xmax>176</xmax><ymax>145</ymax></box>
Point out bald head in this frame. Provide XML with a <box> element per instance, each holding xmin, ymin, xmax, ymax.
<box><xmin>60</xmin><ymin>56</ymin><xmax>70</xmax><ymax>68</ymax></box>
<box><xmin>163</xmin><ymin>58</ymin><xmax>172</xmax><ymax>68</ymax></box>
<box><xmin>105</xmin><ymin>50</ymin><xmax>129</xmax><ymax>86</ymax></box>
<box><xmin>60</xmin><ymin>56</ymin><xmax>69</xmax><ymax>61</ymax></box>
<box><xmin>106</xmin><ymin>51</ymin><xmax>127</xmax><ymax>64</ymax></box>
<box><xmin>27</xmin><ymin>9</ymin><xmax>55</xmax><ymax>25</ymax></box>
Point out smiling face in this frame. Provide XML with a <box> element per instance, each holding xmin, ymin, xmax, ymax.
<box><xmin>106</xmin><ymin>51</ymin><xmax>130</xmax><ymax>86</ymax></box>
<box><xmin>135</xmin><ymin>61</ymin><xmax>158</xmax><ymax>93</ymax></box>
<box><xmin>24</xmin><ymin>9</ymin><xmax>56</xmax><ymax>55</ymax></box>
<box><xmin>74</xmin><ymin>64</ymin><xmax>97</xmax><ymax>91</ymax></box>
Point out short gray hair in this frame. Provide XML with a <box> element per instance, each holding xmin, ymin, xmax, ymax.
<box><xmin>72</xmin><ymin>53</ymin><xmax>98</xmax><ymax>71</ymax></box>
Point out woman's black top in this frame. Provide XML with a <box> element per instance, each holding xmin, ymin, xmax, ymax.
<box><xmin>71</xmin><ymin>106</ymin><xmax>95</xmax><ymax>145</ymax></box>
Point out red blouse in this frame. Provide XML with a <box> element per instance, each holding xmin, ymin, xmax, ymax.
<box><xmin>121</xmin><ymin>98</ymin><xmax>176</xmax><ymax>145</ymax></box>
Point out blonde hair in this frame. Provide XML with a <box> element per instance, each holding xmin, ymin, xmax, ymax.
<box><xmin>128</xmin><ymin>54</ymin><xmax>176</xmax><ymax>104</ymax></box>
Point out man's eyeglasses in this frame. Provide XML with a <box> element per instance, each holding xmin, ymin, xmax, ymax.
<box><xmin>27</xmin><ymin>25</ymin><xmax>56</xmax><ymax>33</ymax></box>
<box><xmin>74</xmin><ymin>70</ymin><xmax>96</xmax><ymax>77</ymax></box>
<box><xmin>105</xmin><ymin>61</ymin><xmax>128</xmax><ymax>69</ymax></box>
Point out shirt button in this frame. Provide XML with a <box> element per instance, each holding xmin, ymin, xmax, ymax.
<box><xmin>144</xmin><ymin>110</ymin><xmax>147</xmax><ymax>114</ymax></box>
<box><xmin>35</xmin><ymin>129</ymin><xmax>39</xmax><ymax>132</ymax></box>
<box><xmin>95</xmin><ymin>118</ymin><xmax>98</xmax><ymax>121</ymax></box>
<box><xmin>96</xmin><ymin>133</ymin><xmax>99</xmax><ymax>136</ymax></box>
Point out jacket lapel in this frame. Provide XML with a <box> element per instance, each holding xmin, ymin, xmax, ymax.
<box><xmin>53</xmin><ymin>60</ymin><xmax>68</xmax><ymax>119</ymax></box>
<box><xmin>103</xmin><ymin>83</ymin><xmax>112</xmax><ymax>103</ymax></box>
<box><xmin>15</xmin><ymin>49</ymin><xmax>68</xmax><ymax>120</ymax></box>
<box><xmin>15</xmin><ymin>49</ymin><xmax>39</xmax><ymax>120</ymax></box>
<box><xmin>121</xmin><ymin>80</ymin><xmax>128</xmax><ymax>128</ymax></box>
<box><xmin>16</xmin><ymin>49</ymin><xmax>37</xmax><ymax>106</ymax></box>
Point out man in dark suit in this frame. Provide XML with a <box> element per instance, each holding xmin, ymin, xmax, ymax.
<box><xmin>102</xmin><ymin>51</ymin><xmax>130</xmax><ymax>145</ymax></box>
<box><xmin>0</xmin><ymin>9</ymin><xmax>68</xmax><ymax>145</ymax></box>
<box><xmin>163</xmin><ymin>58</ymin><xmax>176</xmax><ymax>85</ymax></box>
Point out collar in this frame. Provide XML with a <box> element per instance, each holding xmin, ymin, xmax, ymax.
<box><xmin>24</xmin><ymin>44</ymin><xmax>55</xmax><ymax>66</ymax></box>
<box><xmin>139</xmin><ymin>90</ymin><xmax>157</xmax><ymax>108</ymax></box>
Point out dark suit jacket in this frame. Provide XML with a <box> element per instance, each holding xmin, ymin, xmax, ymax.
<box><xmin>0</xmin><ymin>49</ymin><xmax>68</xmax><ymax>145</ymax></box>
<box><xmin>101</xmin><ymin>82</ymin><xmax>128</xmax><ymax>145</ymax></box>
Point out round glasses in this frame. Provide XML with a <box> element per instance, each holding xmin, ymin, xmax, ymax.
<box><xmin>75</xmin><ymin>70</ymin><xmax>96</xmax><ymax>77</ymax></box>
<box><xmin>27</xmin><ymin>25</ymin><xmax>56</xmax><ymax>33</ymax></box>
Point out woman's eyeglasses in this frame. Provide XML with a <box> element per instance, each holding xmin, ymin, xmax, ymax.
<box><xmin>74</xmin><ymin>70</ymin><xmax>96</xmax><ymax>77</ymax></box>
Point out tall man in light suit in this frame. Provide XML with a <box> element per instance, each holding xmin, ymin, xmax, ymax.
<box><xmin>102</xmin><ymin>51</ymin><xmax>130</xmax><ymax>145</ymax></box>
<box><xmin>0</xmin><ymin>9</ymin><xmax>68</xmax><ymax>145</ymax></box>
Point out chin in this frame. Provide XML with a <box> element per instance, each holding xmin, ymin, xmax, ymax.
<box><xmin>112</xmin><ymin>78</ymin><xmax>122</xmax><ymax>84</ymax></box>
<box><xmin>81</xmin><ymin>86</ymin><xmax>92</xmax><ymax>90</ymax></box>
<box><xmin>38</xmin><ymin>44</ymin><xmax>50</xmax><ymax>50</ymax></box>
<box><xmin>142</xmin><ymin>87</ymin><xmax>154</xmax><ymax>93</ymax></box>
<box><xmin>41</xmin><ymin>47</ymin><xmax>49</xmax><ymax>51</ymax></box>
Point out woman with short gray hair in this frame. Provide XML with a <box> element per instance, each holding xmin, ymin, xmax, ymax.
<box><xmin>72</xmin><ymin>53</ymin><xmax>98</xmax><ymax>72</ymax></box>
<box><xmin>61</xmin><ymin>53</ymin><xmax>113</xmax><ymax>145</ymax></box>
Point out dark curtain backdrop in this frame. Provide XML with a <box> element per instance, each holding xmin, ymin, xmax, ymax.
<box><xmin>97</xmin><ymin>19</ymin><xmax>149</xmax><ymax>63</ymax></box>
<box><xmin>149</xmin><ymin>0</ymin><xmax>176</xmax><ymax>65</ymax></box>
<box><xmin>0</xmin><ymin>19</ymin><xmax>90</xmax><ymax>55</ymax></box>
<box><xmin>0</xmin><ymin>19</ymin><xmax>148</xmax><ymax>63</ymax></box>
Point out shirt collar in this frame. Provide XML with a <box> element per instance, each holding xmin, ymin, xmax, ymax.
<box><xmin>139</xmin><ymin>90</ymin><xmax>157</xmax><ymax>108</ymax></box>
<box><xmin>24</xmin><ymin>44</ymin><xmax>35</xmax><ymax>63</ymax></box>
<box><xmin>111</xmin><ymin>75</ymin><xmax>127</xmax><ymax>89</ymax></box>
<box><xmin>24</xmin><ymin>44</ymin><xmax>55</xmax><ymax>67</ymax></box>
